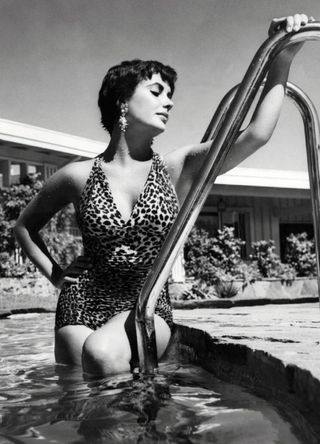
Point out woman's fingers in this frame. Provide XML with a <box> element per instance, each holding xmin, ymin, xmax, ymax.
<box><xmin>269</xmin><ymin>14</ymin><xmax>315</xmax><ymax>36</ymax></box>
<box><xmin>62</xmin><ymin>256</ymin><xmax>93</xmax><ymax>284</ymax></box>
<box><xmin>300</xmin><ymin>14</ymin><xmax>309</xmax><ymax>26</ymax></box>
<box><xmin>293</xmin><ymin>14</ymin><xmax>302</xmax><ymax>31</ymax></box>
<box><xmin>286</xmin><ymin>15</ymin><xmax>295</xmax><ymax>32</ymax></box>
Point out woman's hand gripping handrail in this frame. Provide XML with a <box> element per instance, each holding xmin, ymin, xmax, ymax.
<box><xmin>136</xmin><ymin>22</ymin><xmax>320</xmax><ymax>375</ymax></box>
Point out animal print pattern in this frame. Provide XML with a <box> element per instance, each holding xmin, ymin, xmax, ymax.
<box><xmin>55</xmin><ymin>151</ymin><xmax>179</xmax><ymax>330</ymax></box>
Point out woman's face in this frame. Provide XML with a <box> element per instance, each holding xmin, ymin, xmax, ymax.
<box><xmin>126</xmin><ymin>73</ymin><xmax>174</xmax><ymax>136</ymax></box>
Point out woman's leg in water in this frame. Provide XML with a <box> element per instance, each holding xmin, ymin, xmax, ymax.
<box><xmin>55</xmin><ymin>325</ymin><xmax>93</xmax><ymax>366</ymax></box>
<box><xmin>82</xmin><ymin>311</ymin><xmax>171</xmax><ymax>376</ymax></box>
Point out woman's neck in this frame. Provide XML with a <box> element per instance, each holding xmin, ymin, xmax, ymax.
<box><xmin>103</xmin><ymin>128</ymin><xmax>154</xmax><ymax>164</ymax></box>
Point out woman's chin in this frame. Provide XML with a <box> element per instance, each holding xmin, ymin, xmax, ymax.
<box><xmin>129</xmin><ymin>121</ymin><xmax>166</xmax><ymax>138</ymax></box>
<box><xmin>151</xmin><ymin>123</ymin><xmax>166</xmax><ymax>137</ymax></box>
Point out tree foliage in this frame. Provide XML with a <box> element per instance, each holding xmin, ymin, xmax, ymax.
<box><xmin>184</xmin><ymin>226</ymin><xmax>299</xmax><ymax>300</ymax></box>
<box><xmin>0</xmin><ymin>176</ymin><xmax>82</xmax><ymax>277</ymax></box>
<box><xmin>184</xmin><ymin>226</ymin><xmax>244</xmax><ymax>284</ymax></box>
<box><xmin>250</xmin><ymin>239</ymin><xmax>296</xmax><ymax>281</ymax></box>
<box><xmin>250</xmin><ymin>240</ymin><xmax>281</xmax><ymax>278</ymax></box>
<box><xmin>285</xmin><ymin>232</ymin><xmax>317</xmax><ymax>277</ymax></box>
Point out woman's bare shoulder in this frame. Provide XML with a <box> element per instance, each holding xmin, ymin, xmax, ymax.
<box><xmin>52</xmin><ymin>157</ymin><xmax>95</xmax><ymax>184</ymax></box>
<box><xmin>162</xmin><ymin>145</ymin><xmax>190</xmax><ymax>170</ymax></box>
<box><xmin>39</xmin><ymin>157</ymin><xmax>96</xmax><ymax>204</ymax></box>
<box><xmin>61</xmin><ymin>157</ymin><xmax>95</xmax><ymax>176</ymax></box>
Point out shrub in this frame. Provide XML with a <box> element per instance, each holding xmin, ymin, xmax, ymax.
<box><xmin>0</xmin><ymin>177</ymin><xmax>82</xmax><ymax>276</ymax></box>
<box><xmin>250</xmin><ymin>240</ymin><xmax>296</xmax><ymax>282</ymax></box>
<box><xmin>285</xmin><ymin>232</ymin><xmax>317</xmax><ymax>277</ymax></box>
<box><xmin>277</xmin><ymin>262</ymin><xmax>296</xmax><ymax>285</ymax></box>
<box><xmin>184</xmin><ymin>226</ymin><xmax>245</xmax><ymax>298</ymax></box>
<box><xmin>184</xmin><ymin>226</ymin><xmax>244</xmax><ymax>284</ymax></box>
<box><xmin>180</xmin><ymin>283</ymin><xmax>209</xmax><ymax>301</ymax></box>
<box><xmin>214</xmin><ymin>280</ymin><xmax>239</xmax><ymax>299</ymax></box>
<box><xmin>184</xmin><ymin>227</ymin><xmax>219</xmax><ymax>283</ymax></box>
<box><xmin>250</xmin><ymin>240</ymin><xmax>282</xmax><ymax>278</ymax></box>
<box><xmin>233</xmin><ymin>261</ymin><xmax>261</xmax><ymax>289</ymax></box>
<box><xmin>0</xmin><ymin>180</ymin><xmax>42</xmax><ymax>220</ymax></box>
<box><xmin>212</xmin><ymin>226</ymin><xmax>245</xmax><ymax>274</ymax></box>
<box><xmin>0</xmin><ymin>252</ymin><xmax>37</xmax><ymax>278</ymax></box>
<box><xmin>0</xmin><ymin>182</ymin><xmax>42</xmax><ymax>256</ymax></box>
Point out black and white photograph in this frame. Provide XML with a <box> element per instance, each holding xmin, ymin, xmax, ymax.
<box><xmin>0</xmin><ymin>1</ymin><xmax>320</xmax><ymax>442</ymax></box>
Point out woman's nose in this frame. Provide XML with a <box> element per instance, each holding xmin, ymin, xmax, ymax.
<box><xmin>164</xmin><ymin>97</ymin><xmax>174</xmax><ymax>111</ymax></box>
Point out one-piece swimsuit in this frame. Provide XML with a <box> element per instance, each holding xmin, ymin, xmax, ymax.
<box><xmin>55</xmin><ymin>151</ymin><xmax>179</xmax><ymax>331</ymax></box>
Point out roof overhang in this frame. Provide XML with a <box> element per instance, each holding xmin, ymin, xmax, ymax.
<box><xmin>0</xmin><ymin>118</ymin><xmax>105</xmax><ymax>158</ymax></box>
<box><xmin>215</xmin><ymin>167</ymin><xmax>309</xmax><ymax>190</ymax></box>
<box><xmin>0</xmin><ymin>118</ymin><xmax>310</xmax><ymax>190</ymax></box>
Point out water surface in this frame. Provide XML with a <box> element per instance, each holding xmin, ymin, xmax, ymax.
<box><xmin>0</xmin><ymin>313</ymin><xmax>304</xmax><ymax>443</ymax></box>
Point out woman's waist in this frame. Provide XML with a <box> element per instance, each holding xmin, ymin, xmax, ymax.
<box><xmin>84</xmin><ymin>250</ymin><xmax>155</xmax><ymax>271</ymax></box>
<box><xmin>82</xmin><ymin>262</ymin><xmax>151</xmax><ymax>279</ymax></box>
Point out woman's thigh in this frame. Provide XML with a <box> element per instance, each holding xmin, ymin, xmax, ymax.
<box><xmin>82</xmin><ymin>311</ymin><xmax>171</xmax><ymax>375</ymax></box>
<box><xmin>55</xmin><ymin>325</ymin><xmax>93</xmax><ymax>366</ymax></box>
<box><xmin>93</xmin><ymin>310</ymin><xmax>171</xmax><ymax>358</ymax></box>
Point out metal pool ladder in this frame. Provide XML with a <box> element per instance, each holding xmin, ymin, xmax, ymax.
<box><xmin>135</xmin><ymin>22</ymin><xmax>320</xmax><ymax>374</ymax></box>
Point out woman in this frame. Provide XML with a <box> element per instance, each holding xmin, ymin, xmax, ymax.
<box><xmin>14</xmin><ymin>14</ymin><xmax>312</xmax><ymax>376</ymax></box>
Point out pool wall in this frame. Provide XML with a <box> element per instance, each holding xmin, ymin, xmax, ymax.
<box><xmin>167</xmin><ymin>323</ymin><xmax>320</xmax><ymax>444</ymax></box>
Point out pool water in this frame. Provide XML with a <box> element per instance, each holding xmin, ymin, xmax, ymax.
<box><xmin>0</xmin><ymin>313</ymin><xmax>304</xmax><ymax>443</ymax></box>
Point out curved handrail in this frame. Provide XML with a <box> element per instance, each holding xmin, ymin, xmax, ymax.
<box><xmin>136</xmin><ymin>22</ymin><xmax>320</xmax><ymax>374</ymax></box>
<box><xmin>197</xmin><ymin>80</ymin><xmax>320</xmax><ymax>287</ymax></box>
<box><xmin>285</xmin><ymin>84</ymin><xmax>320</xmax><ymax>286</ymax></box>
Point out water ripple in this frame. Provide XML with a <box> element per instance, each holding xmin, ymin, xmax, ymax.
<box><xmin>0</xmin><ymin>314</ymin><xmax>304</xmax><ymax>443</ymax></box>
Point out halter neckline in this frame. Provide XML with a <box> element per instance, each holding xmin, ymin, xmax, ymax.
<box><xmin>96</xmin><ymin>151</ymin><xmax>156</xmax><ymax>224</ymax></box>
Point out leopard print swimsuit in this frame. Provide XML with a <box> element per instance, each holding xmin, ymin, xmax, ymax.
<box><xmin>55</xmin><ymin>151</ymin><xmax>179</xmax><ymax>331</ymax></box>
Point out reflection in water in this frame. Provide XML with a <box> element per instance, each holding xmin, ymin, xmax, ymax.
<box><xmin>55</xmin><ymin>366</ymin><xmax>173</xmax><ymax>442</ymax></box>
<box><xmin>0</xmin><ymin>313</ymin><xmax>304</xmax><ymax>443</ymax></box>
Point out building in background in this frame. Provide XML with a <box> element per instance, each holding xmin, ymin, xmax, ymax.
<box><xmin>0</xmin><ymin>118</ymin><xmax>312</xmax><ymax>277</ymax></box>
<box><xmin>201</xmin><ymin>168</ymin><xmax>312</xmax><ymax>262</ymax></box>
<box><xmin>0</xmin><ymin>119</ymin><xmax>105</xmax><ymax>186</ymax></box>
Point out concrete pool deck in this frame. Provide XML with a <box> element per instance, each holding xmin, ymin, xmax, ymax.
<box><xmin>173</xmin><ymin>302</ymin><xmax>320</xmax><ymax>381</ymax></box>
<box><xmin>172</xmin><ymin>303</ymin><xmax>320</xmax><ymax>442</ymax></box>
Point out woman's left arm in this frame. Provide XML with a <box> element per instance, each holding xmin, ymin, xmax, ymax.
<box><xmin>182</xmin><ymin>14</ymin><xmax>314</xmax><ymax>177</ymax></box>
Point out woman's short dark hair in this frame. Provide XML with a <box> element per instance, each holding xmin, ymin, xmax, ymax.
<box><xmin>98</xmin><ymin>59</ymin><xmax>177</xmax><ymax>134</ymax></box>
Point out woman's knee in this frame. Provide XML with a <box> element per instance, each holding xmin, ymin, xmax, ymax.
<box><xmin>82</xmin><ymin>331</ymin><xmax>131</xmax><ymax>376</ymax></box>
<box><xmin>80</xmin><ymin>314</ymin><xmax>171</xmax><ymax>375</ymax></box>
<box><xmin>55</xmin><ymin>325</ymin><xmax>92</xmax><ymax>366</ymax></box>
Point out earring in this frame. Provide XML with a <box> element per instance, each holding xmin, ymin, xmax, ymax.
<box><xmin>119</xmin><ymin>103</ymin><xmax>128</xmax><ymax>133</ymax></box>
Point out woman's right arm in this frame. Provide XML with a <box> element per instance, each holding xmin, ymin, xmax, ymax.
<box><xmin>14</xmin><ymin>165</ymin><xmax>76</xmax><ymax>288</ymax></box>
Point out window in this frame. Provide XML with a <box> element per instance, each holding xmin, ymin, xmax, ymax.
<box><xmin>196</xmin><ymin>212</ymin><xmax>219</xmax><ymax>236</ymax></box>
<box><xmin>10</xmin><ymin>163</ymin><xmax>21</xmax><ymax>184</ymax></box>
<box><xmin>27</xmin><ymin>165</ymin><xmax>37</xmax><ymax>174</ymax></box>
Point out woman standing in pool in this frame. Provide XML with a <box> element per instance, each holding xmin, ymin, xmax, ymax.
<box><xmin>14</xmin><ymin>14</ymin><xmax>312</xmax><ymax>376</ymax></box>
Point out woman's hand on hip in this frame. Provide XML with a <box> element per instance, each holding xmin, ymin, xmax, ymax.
<box><xmin>55</xmin><ymin>255</ymin><xmax>93</xmax><ymax>289</ymax></box>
